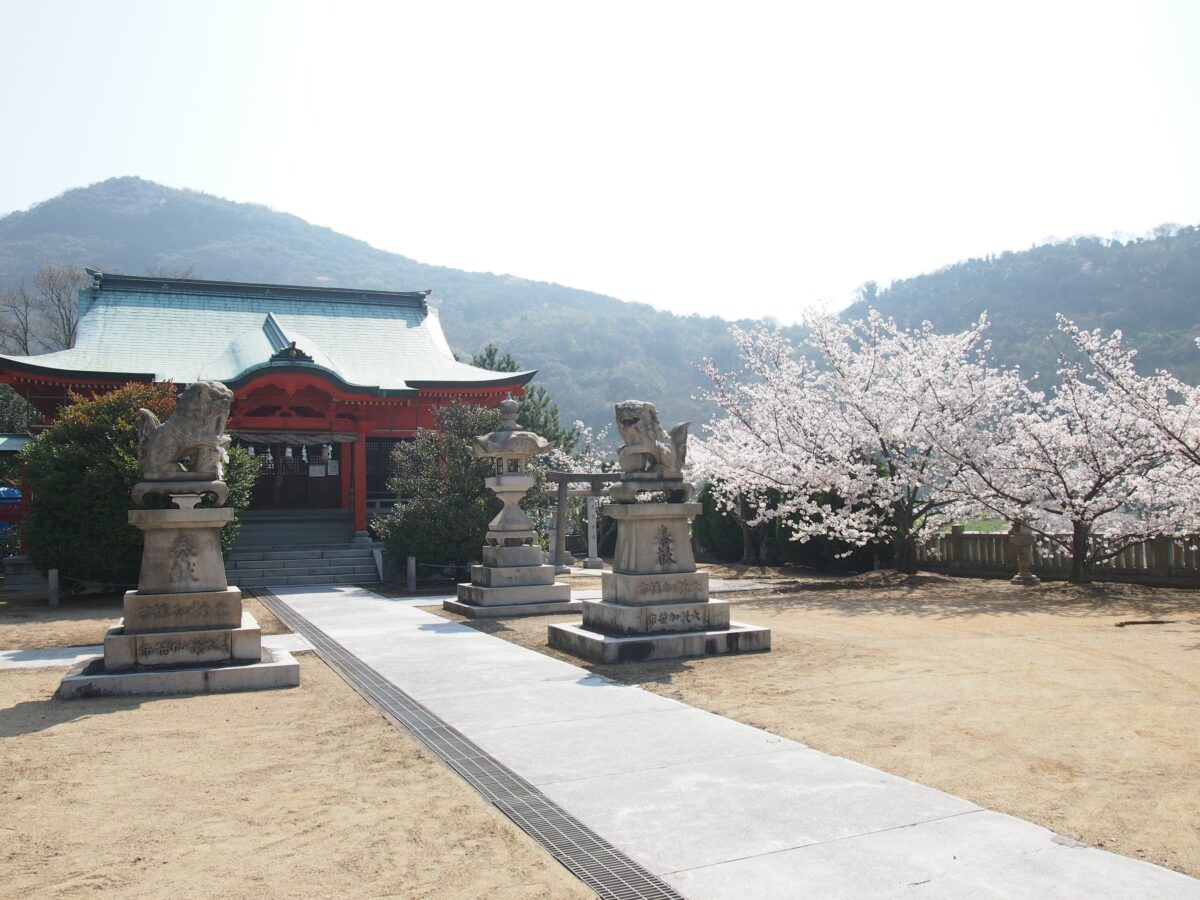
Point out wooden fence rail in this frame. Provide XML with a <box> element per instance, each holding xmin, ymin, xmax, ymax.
<box><xmin>916</xmin><ymin>528</ymin><xmax>1200</xmax><ymax>586</ymax></box>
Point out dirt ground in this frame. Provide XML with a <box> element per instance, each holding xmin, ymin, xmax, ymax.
<box><xmin>0</xmin><ymin>655</ymin><xmax>591</xmax><ymax>899</ymax></box>
<box><xmin>436</xmin><ymin>571</ymin><xmax>1200</xmax><ymax>879</ymax></box>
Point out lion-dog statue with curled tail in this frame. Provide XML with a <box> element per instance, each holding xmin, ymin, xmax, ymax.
<box><xmin>615</xmin><ymin>400</ymin><xmax>689</xmax><ymax>479</ymax></box>
<box><xmin>137</xmin><ymin>381</ymin><xmax>235</xmax><ymax>482</ymax></box>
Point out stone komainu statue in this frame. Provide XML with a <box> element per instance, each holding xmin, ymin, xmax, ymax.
<box><xmin>138</xmin><ymin>381</ymin><xmax>235</xmax><ymax>481</ymax></box>
<box><xmin>615</xmin><ymin>400</ymin><xmax>689</xmax><ymax>479</ymax></box>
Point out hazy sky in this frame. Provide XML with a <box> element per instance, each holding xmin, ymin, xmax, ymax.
<box><xmin>2</xmin><ymin>1</ymin><xmax>1198</xmax><ymax>322</ymax></box>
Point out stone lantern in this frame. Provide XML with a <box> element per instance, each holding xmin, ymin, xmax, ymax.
<box><xmin>474</xmin><ymin>398</ymin><xmax>549</xmax><ymax>547</ymax></box>
<box><xmin>443</xmin><ymin>399</ymin><xmax>577</xmax><ymax>618</ymax></box>
<box><xmin>1009</xmin><ymin>521</ymin><xmax>1041</xmax><ymax>587</ymax></box>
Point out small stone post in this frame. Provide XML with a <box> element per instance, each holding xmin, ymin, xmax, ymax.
<box><xmin>553</xmin><ymin>480</ymin><xmax>570</xmax><ymax>574</ymax></box>
<box><xmin>406</xmin><ymin>555</ymin><xmax>417</xmax><ymax>592</ymax></box>
<box><xmin>584</xmin><ymin>495</ymin><xmax>604</xmax><ymax>569</ymax></box>
<box><xmin>47</xmin><ymin>568</ymin><xmax>60</xmax><ymax>608</ymax></box>
<box><xmin>1009</xmin><ymin>522</ymin><xmax>1041</xmax><ymax>587</ymax></box>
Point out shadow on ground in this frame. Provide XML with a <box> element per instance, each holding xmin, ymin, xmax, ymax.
<box><xmin>0</xmin><ymin>688</ymin><xmax>150</xmax><ymax>738</ymax></box>
<box><xmin>737</xmin><ymin>576</ymin><xmax>1200</xmax><ymax>621</ymax></box>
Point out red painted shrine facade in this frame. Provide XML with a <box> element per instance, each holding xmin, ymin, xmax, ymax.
<box><xmin>0</xmin><ymin>272</ymin><xmax>533</xmax><ymax>539</ymax></box>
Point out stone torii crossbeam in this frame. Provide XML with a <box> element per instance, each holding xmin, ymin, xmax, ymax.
<box><xmin>545</xmin><ymin>472</ymin><xmax>621</xmax><ymax>571</ymax></box>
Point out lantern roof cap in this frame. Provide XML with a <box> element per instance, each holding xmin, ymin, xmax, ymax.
<box><xmin>473</xmin><ymin>399</ymin><xmax>555</xmax><ymax>457</ymax></box>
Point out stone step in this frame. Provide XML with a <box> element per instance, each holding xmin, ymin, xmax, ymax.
<box><xmin>227</xmin><ymin>547</ymin><xmax>374</xmax><ymax>562</ymax></box>
<box><xmin>234</xmin><ymin>572</ymin><xmax>374</xmax><ymax>588</ymax></box>
<box><xmin>230</xmin><ymin>563</ymin><xmax>377</xmax><ymax>578</ymax></box>
<box><xmin>227</xmin><ymin>555</ymin><xmax>374</xmax><ymax>571</ymax></box>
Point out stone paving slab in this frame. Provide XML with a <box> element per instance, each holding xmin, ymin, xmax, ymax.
<box><xmin>667</xmin><ymin>809</ymin><xmax>1183</xmax><ymax>900</ymax></box>
<box><xmin>472</xmin><ymin>706</ymin><xmax>797</xmax><ymax>786</ymax></box>
<box><xmin>541</xmin><ymin>748</ymin><xmax>980</xmax><ymax>875</ymax></box>
<box><xmin>272</xmin><ymin>586</ymin><xmax>1200</xmax><ymax>899</ymax></box>
<box><xmin>418</xmin><ymin>674</ymin><xmax>684</xmax><ymax>733</ymax></box>
<box><xmin>0</xmin><ymin>646</ymin><xmax>105</xmax><ymax>669</ymax></box>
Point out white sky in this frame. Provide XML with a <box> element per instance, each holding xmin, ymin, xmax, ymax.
<box><xmin>1</xmin><ymin>1</ymin><xmax>1198</xmax><ymax>322</ymax></box>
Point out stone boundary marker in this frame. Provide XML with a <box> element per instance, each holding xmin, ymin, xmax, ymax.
<box><xmin>257</xmin><ymin>589</ymin><xmax>682</xmax><ymax>900</ymax></box>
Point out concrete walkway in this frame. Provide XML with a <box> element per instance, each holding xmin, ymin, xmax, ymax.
<box><xmin>267</xmin><ymin>585</ymin><xmax>1199</xmax><ymax>899</ymax></box>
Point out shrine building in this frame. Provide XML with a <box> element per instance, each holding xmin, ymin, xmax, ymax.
<box><xmin>0</xmin><ymin>270</ymin><xmax>533</xmax><ymax>546</ymax></box>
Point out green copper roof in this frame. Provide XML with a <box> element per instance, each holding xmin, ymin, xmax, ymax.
<box><xmin>0</xmin><ymin>272</ymin><xmax>534</xmax><ymax>394</ymax></box>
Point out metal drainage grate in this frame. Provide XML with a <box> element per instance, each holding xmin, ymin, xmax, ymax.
<box><xmin>258</xmin><ymin>590</ymin><xmax>684</xmax><ymax>900</ymax></box>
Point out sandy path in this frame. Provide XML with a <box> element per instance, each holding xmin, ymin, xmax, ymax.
<box><xmin>0</xmin><ymin>656</ymin><xmax>592</xmax><ymax>899</ymax></box>
<box><xmin>437</xmin><ymin>575</ymin><xmax>1200</xmax><ymax>879</ymax></box>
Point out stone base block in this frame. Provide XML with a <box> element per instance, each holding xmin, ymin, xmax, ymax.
<box><xmin>605</xmin><ymin>501</ymin><xmax>701</xmax><ymax>575</ymax></box>
<box><xmin>456</xmin><ymin>581</ymin><xmax>571</xmax><ymax>607</ymax></box>
<box><xmin>482</xmin><ymin>545</ymin><xmax>545</xmax><ymax>568</ymax></box>
<box><xmin>470</xmin><ymin>564</ymin><xmax>556</xmax><ymax>587</ymax></box>
<box><xmin>602</xmin><ymin>570</ymin><xmax>709</xmax><ymax>606</ymax></box>
<box><xmin>548</xmin><ymin>620</ymin><xmax>771</xmax><ymax>664</ymax></box>
<box><xmin>128</xmin><ymin>507</ymin><xmax>233</xmax><ymax>594</ymax></box>
<box><xmin>442</xmin><ymin>597</ymin><xmax>581</xmax><ymax>619</ymax></box>
<box><xmin>122</xmin><ymin>587</ymin><xmax>243</xmax><ymax>632</ymax></box>
<box><xmin>104</xmin><ymin>612</ymin><xmax>262</xmax><ymax>671</ymax></box>
<box><xmin>57</xmin><ymin>647</ymin><xmax>301</xmax><ymax>699</ymax></box>
<box><xmin>580</xmin><ymin>598</ymin><xmax>730</xmax><ymax>635</ymax></box>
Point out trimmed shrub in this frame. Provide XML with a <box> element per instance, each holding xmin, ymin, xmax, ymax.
<box><xmin>374</xmin><ymin>402</ymin><xmax>502</xmax><ymax>569</ymax></box>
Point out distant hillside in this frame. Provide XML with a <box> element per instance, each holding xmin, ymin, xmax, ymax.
<box><xmin>0</xmin><ymin>177</ymin><xmax>765</xmax><ymax>432</ymax></box>
<box><xmin>2</xmin><ymin>177</ymin><xmax>1198</xmax><ymax>432</ymax></box>
<box><xmin>842</xmin><ymin>228</ymin><xmax>1200</xmax><ymax>384</ymax></box>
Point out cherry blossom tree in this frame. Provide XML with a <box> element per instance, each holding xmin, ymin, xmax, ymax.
<box><xmin>699</xmin><ymin>310</ymin><xmax>1200</xmax><ymax>583</ymax></box>
<box><xmin>1061</xmin><ymin>317</ymin><xmax>1200</xmax><ymax>471</ymax></box>
<box><xmin>696</xmin><ymin>312</ymin><xmax>1013</xmax><ymax>574</ymax></box>
<box><xmin>941</xmin><ymin>358</ymin><xmax>1193</xmax><ymax>583</ymax></box>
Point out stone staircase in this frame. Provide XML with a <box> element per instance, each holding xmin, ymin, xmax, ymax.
<box><xmin>225</xmin><ymin>544</ymin><xmax>380</xmax><ymax>590</ymax></box>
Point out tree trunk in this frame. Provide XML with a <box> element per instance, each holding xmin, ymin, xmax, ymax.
<box><xmin>892</xmin><ymin>504</ymin><xmax>918</xmax><ymax>575</ymax></box>
<box><xmin>736</xmin><ymin>495</ymin><xmax>757</xmax><ymax>566</ymax></box>
<box><xmin>1069</xmin><ymin>521</ymin><xmax>1091</xmax><ymax>584</ymax></box>
<box><xmin>893</xmin><ymin>533</ymin><xmax>918</xmax><ymax>574</ymax></box>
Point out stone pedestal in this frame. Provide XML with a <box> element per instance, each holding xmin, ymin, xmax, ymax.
<box><xmin>444</xmin><ymin>543</ymin><xmax>577</xmax><ymax>619</ymax></box>
<box><xmin>59</xmin><ymin>499</ymin><xmax>299</xmax><ymax>698</ymax></box>
<box><xmin>548</xmin><ymin>501</ymin><xmax>770</xmax><ymax>663</ymax></box>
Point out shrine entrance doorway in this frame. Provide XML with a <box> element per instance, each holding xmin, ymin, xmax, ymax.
<box><xmin>232</xmin><ymin>434</ymin><xmax>352</xmax><ymax>512</ymax></box>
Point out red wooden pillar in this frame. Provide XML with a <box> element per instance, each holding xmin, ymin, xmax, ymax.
<box><xmin>352</xmin><ymin>426</ymin><xmax>369</xmax><ymax>538</ymax></box>
<box><xmin>339</xmin><ymin>442</ymin><xmax>352</xmax><ymax>512</ymax></box>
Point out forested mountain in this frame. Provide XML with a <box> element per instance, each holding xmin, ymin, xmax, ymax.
<box><xmin>843</xmin><ymin>227</ymin><xmax>1200</xmax><ymax>384</ymax></box>
<box><xmin>2</xmin><ymin>177</ymin><xmax>1198</xmax><ymax>431</ymax></box>
<box><xmin>0</xmin><ymin>177</ymin><xmax>766</xmax><ymax>432</ymax></box>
